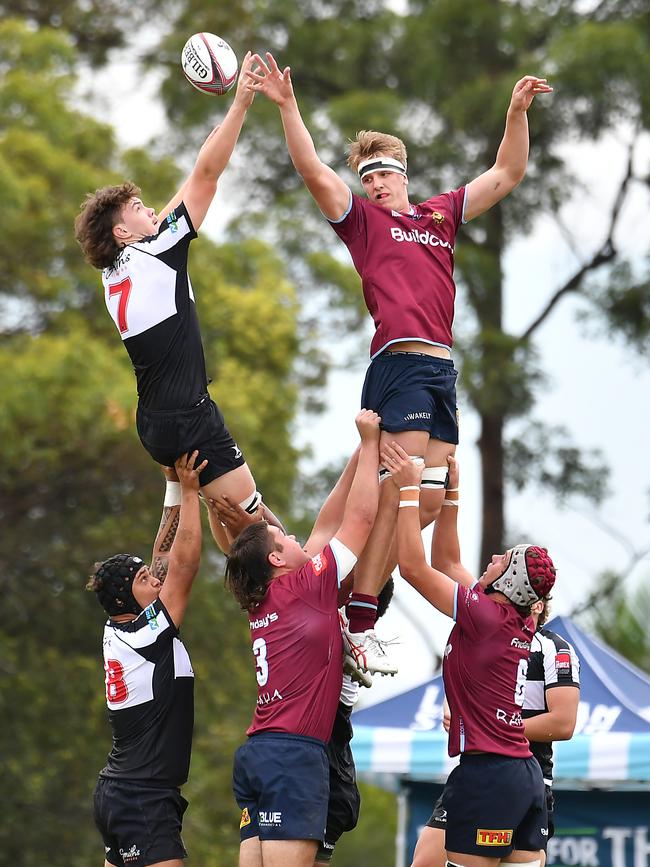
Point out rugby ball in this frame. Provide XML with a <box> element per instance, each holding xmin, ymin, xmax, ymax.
<box><xmin>181</xmin><ymin>33</ymin><xmax>238</xmax><ymax>95</ymax></box>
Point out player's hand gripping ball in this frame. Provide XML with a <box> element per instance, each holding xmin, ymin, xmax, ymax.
<box><xmin>181</xmin><ymin>33</ymin><xmax>238</xmax><ymax>95</ymax></box>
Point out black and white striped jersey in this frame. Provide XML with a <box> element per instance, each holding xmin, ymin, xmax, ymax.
<box><xmin>100</xmin><ymin>597</ymin><xmax>194</xmax><ymax>788</ymax></box>
<box><xmin>102</xmin><ymin>203</ymin><xmax>209</xmax><ymax>411</ymax></box>
<box><xmin>523</xmin><ymin>626</ymin><xmax>580</xmax><ymax>784</ymax></box>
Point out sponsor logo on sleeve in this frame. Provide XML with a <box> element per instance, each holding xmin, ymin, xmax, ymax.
<box><xmin>311</xmin><ymin>551</ymin><xmax>328</xmax><ymax>575</ymax></box>
<box><xmin>240</xmin><ymin>808</ymin><xmax>251</xmax><ymax>829</ymax></box>
<box><xmin>166</xmin><ymin>211</ymin><xmax>179</xmax><ymax>233</ymax></box>
<box><xmin>476</xmin><ymin>829</ymin><xmax>513</xmax><ymax>846</ymax></box>
<box><xmin>555</xmin><ymin>651</ymin><xmax>571</xmax><ymax>673</ymax></box>
<box><xmin>144</xmin><ymin>604</ymin><xmax>159</xmax><ymax>630</ymax></box>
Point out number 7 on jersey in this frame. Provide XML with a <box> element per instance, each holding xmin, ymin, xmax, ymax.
<box><xmin>108</xmin><ymin>277</ymin><xmax>133</xmax><ymax>333</ymax></box>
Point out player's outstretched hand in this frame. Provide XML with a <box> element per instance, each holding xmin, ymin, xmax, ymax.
<box><xmin>208</xmin><ymin>494</ymin><xmax>263</xmax><ymax>539</ymax></box>
<box><xmin>509</xmin><ymin>75</ymin><xmax>553</xmax><ymax>112</ymax></box>
<box><xmin>234</xmin><ymin>51</ymin><xmax>256</xmax><ymax>108</ymax></box>
<box><xmin>381</xmin><ymin>441</ymin><xmax>424</xmax><ymax>489</ymax></box>
<box><xmin>246</xmin><ymin>52</ymin><xmax>294</xmax><ymax>106</ymax></box>
<box><xmin>175</xmin><ymin>451</ymin><xmax>208</xmax><ymax>491</ymax></box>
<box><xmin>355</xmin><ymin>408</ymin><xmax>381</xmax><ymax>442</ymax></box>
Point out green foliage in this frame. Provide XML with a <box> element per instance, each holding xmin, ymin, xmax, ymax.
<box><xmin>0</xmin><ymin>20</ymin><xmax>306</xmax><ymax>864</ymax></box>
<box><xmin>588</xmin><ymin>572</ymin><xmax>650</xmax><ymax>674</ymax></box>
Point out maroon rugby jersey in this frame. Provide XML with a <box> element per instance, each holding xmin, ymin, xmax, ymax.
<box><xmin>329</xmin><ymin>189</ymin><xmax>466</xmax><ymax>358</ymax></box>
<box><xmin>443</xmin><ymin>583</ymin><xmax>535</xmax><ymax>758</ymax></box>
<box><xmin>246</xmin><ymin>540</ymin><xmax>356</xmax><ymax>743</ymax></box>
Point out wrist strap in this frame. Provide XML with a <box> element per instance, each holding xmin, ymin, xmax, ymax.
<box><xmin>399</xmin><ymin>485</ymin><xmax>420</xmax><ymax>492</ymax></box>
<box><xmin>446</xmin><ymin>487</ymin><xmax>459</xmax><ymax>493</ymax></box>
<box><xmin>399</xmin><ymin>500</ymin><xmax>420</xmax><ymax>508</ymax></box>
<box><xmin>164</xmin><ymin>481</ymin><xmax>182</xmax><ymax>507</ymax></box>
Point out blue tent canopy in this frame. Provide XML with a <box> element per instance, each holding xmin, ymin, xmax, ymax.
<box><xmin>351</xmin><ymin>616</ymin><xmax>650</xmax><ymax>783</ymax></box>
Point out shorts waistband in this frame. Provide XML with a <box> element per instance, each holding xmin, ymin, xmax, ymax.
<box><xmin>379</xmin><ymin>351</ymin><xmax>455</xmax><ymax>366</ymax></box>
<box><xmin>248</xmin><ymin>731</ymin><xmax>326</xmax><ymax>748</ymax></box>
<box><xmin>138</xmin><ymin>394</ymin><xmax>210</xmax><ymax>415</ymax></box>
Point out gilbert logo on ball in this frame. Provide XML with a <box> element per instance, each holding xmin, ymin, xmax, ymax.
<box><xmin>181</xmin><ymin>33</ymin><xmax>238</xmax><ymax>95</ymax></box>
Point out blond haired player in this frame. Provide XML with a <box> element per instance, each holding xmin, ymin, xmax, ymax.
<box><xmin>247</xmin><ymin>52</ymin><xmax>552</xmax><ymax>674</ymax></box>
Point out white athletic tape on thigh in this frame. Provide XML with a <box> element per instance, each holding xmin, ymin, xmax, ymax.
<box><xmin>504</xmin><ymin>861</ymin><xmax>541</xmax><ymax>867</ymax></box>
<box><xmin>421</xmin><ymin>466</ymin><xmax>449</xmax><ymax>488</ymax></box>
<box><xmin>399</xmin><ymin>501</ymin><xmax>420</xmax><ymax>508</ymax></box>
<box><xmin>164</xmin><ymin>481</ymin><xmax>182</xmax><ymax>507</ymax></box>
<box><xmin>239</xmin><ymin>490</ymin><xmax>262</xmax><ymax>514</ymax></box>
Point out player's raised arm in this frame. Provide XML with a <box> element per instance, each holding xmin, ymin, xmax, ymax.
<box><xmin>159</xmin><ymin>52</ymin><xmax>257</xmax><ymax>228</ymax></box>
<box><xmin>464</xmin><ymin>76</ymin><xmax>553</xmax><ymax>222</ymax></box>
<box><xmin>430</xmin><ymin>455</ymin><xmax>475</xmax><ymax>588</ymax></box>
<box><xmin>381</xmin><ymin>442</ymin><xmax>456</xmax><ymax>618</ymax></box>
<box><xmin>304</xmin><ymin>446</ymin><xmax>361</xmax><ymax>557</ymax></box>
<box><xmin>159</xmin><ymin>451</ymin><xmax>206</xmax><ymax>627</ymax></box>
<box><xmin>246</xmin><ymin>52</ymin><xmax>351</xmax><ymax>221</ymax></box>
<box><xmin>150</xmin><ymin>465</ymin><xmax>182</xmax><ymax>582</ymax></box>
<box><xmin>333</xmin><ymin>411</ymin><xmax>381</xmax><ymax>557</ymax></box>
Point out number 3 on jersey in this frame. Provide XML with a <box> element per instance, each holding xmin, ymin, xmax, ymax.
<box><xmin>108</xmin><ymin>277</ymin><xmax>133</xmax><ymax>333</ymax></box>
<box><xmin>253</xmin><ymin>638</ymin><xmax>269</xmax><ymax>687</ymax></box>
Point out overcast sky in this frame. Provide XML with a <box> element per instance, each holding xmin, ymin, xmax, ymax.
<box><xmin>83</xmin><ymin>43</ymin><xmax>650</xmax><ymax>708</ymax></box>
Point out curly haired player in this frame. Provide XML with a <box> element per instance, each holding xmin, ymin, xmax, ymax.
<box><xmin>382</xmin><ymin>444</ymin><xmax>557</xmax><ymax>867</ymax></box>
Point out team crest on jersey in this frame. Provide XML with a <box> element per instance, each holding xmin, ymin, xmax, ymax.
<box><xmin>476</xmin><ymin>829</ymin><xmax>513</xmax><ymax>846</ymax></box>
<box><xmin>311</xmin><ymin>551</ymin><xmax>328</xmax><ymax>574</ymax></box>
<box><xmin>144</xmin><ymin>604</ymin><xmax>159</xmax><ymax>630</ymax></box>
<box><xmin>166</xmin><ymin>211</ymin><xmax>179</xmax><ymax>233</ymax></box>
<box><xmin>240</xmin><ymin>808</ymin><xmax>251</xmax><ymax>829</ymax></box>
<box><xmin>431</xmin><ymin>210</ymin><xmax>445</xmax><ymax>224</ymax></box>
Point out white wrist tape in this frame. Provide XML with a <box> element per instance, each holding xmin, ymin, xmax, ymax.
<box><xmin>399</xmin><ymin>485</ymin><xmax>421</xmax><ymax>492</ymax></box>
<box><xmin>443</xmin><ymin>499</ymin><xmax>459</xmax><ymax>507</ymax></box>
<box><xmin>399</xmin><ymin>500</ymin><xmax>420</xmax><ymax>508</ymax></box>
<box><xmin>164</xmin><ymin>481</ymin><xmax>182</xmax><ymax>507</ymax></box>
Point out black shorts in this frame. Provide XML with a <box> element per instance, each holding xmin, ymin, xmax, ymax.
<box><xmin>315</xmin><ymin>703</ymin><xmax>361</xmax><ymax>862</ymax></box>
<box><xmin>360</xmin><ymin>351</ymin><xmax>459</xmax><ymax>443</ymax></box>
<box><xmin>425</xmin><ymin>792</ymin><xmax>448</xmax><ymax>830</ymax></box>
<box><xmin>93</xmin><ymin>776</ymin><xmax>188</xmax><ymax>867</ymax></box>
<box><xmin>442</xmin><ymin>753</ymin><xmax>547</xmax><ymax>857</ymax></box>
<box><xmin>233</xmin><ymin>732</ymin><xmax>330</xmax><ymax>842</ymax></box>
<box><xmin>136</xmin><ymin>395</ymin><xmax>245</xmax><ymax>486</ymax></box>
<box><xmin>545</xmin><ymin>785</ymin><xmax>555</xmax><ymax>845</ymax></box>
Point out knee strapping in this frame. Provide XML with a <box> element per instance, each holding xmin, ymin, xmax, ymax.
<box><xmin>239</xmin><ymin>490</ymin><xmax>262</xmax><ymax>514</ymax></box>
<box><xmin>379</xmin><ymin>455</ymin><xmax>425</xmax><ymax>483</ymax></box>
<box><xmin>421</xmin><ymin>466</ymin><xmax>449</xmax><ymax>489</ymax></box>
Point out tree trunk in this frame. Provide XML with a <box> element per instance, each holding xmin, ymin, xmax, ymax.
<box><xmin>478</xmin><ymin>411</ymin><xmax>505</xmax><ymax>572</ymax></box>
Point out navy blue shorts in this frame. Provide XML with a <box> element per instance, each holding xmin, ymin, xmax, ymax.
<box><xmin>93</xmin><ymin>777</ymin><xmax>188</xmax><ymax>866</ymax></box>
<box><xmin>233</xmin><ymin>732</ymin><xmax>330</xmax><ymax>842</ymax></box>
<box><xmin>425</xmin><ymin>791</ymin><xmax>447</xmax><ymax>830</ymax></box>
<box><xmin>360</xmin><ymin>351</ymin><xmax>459</xmax><ymax>443</ymax></box>
<box><xmin>441</xmin><ymin>754</ymin><xmax>547</xmax><ymax>857</ymax></box>
<box><xmin>136</xmin><ymin>395</ymin><xmax>246</xmax><ymax>486</ymax></box>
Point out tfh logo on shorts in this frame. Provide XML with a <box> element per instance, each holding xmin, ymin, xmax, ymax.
<box><xmin>119</xmin><ymin>845</ymin><xmax>141</xmax><ymax>863</ymax></box>
<box><xmin>259</xmin><ymin>811</ymin><xmax>282</xmax><ymax>827</ymax></box>
<box><xmin>311</xmin><ymin>551</ymin><xmax>328</xmax><ymax>574</ymax></box>
<box><xmin>476</xmin><ymin>829</ymin><xmax>513</xmax><ymax>846</ymax></box>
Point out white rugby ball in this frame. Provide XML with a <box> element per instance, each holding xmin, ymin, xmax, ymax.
<box><xmin>181</xmin><ymin>32</ymin><xmax>238</xmax><ymax>95</ymax></box>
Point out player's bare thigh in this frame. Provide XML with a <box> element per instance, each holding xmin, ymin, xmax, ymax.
<box><xmin>201</xmin><ymin>462</ymin><xmax>256</xmax><ymax>504</ymax></box>
<box><xmin>260</xmin><ymin>839</ymin><xmax>319</xmax><ymax>867</ymax></box>
<box><xmin>412</xmin><ymin>825</ymin><xmax>446</xmax><ymax>867</ymax></box>
<box><xmin>239</xmin><ymin>836</ymin><xmax>263</xmax><ymax>867</ymax></box>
